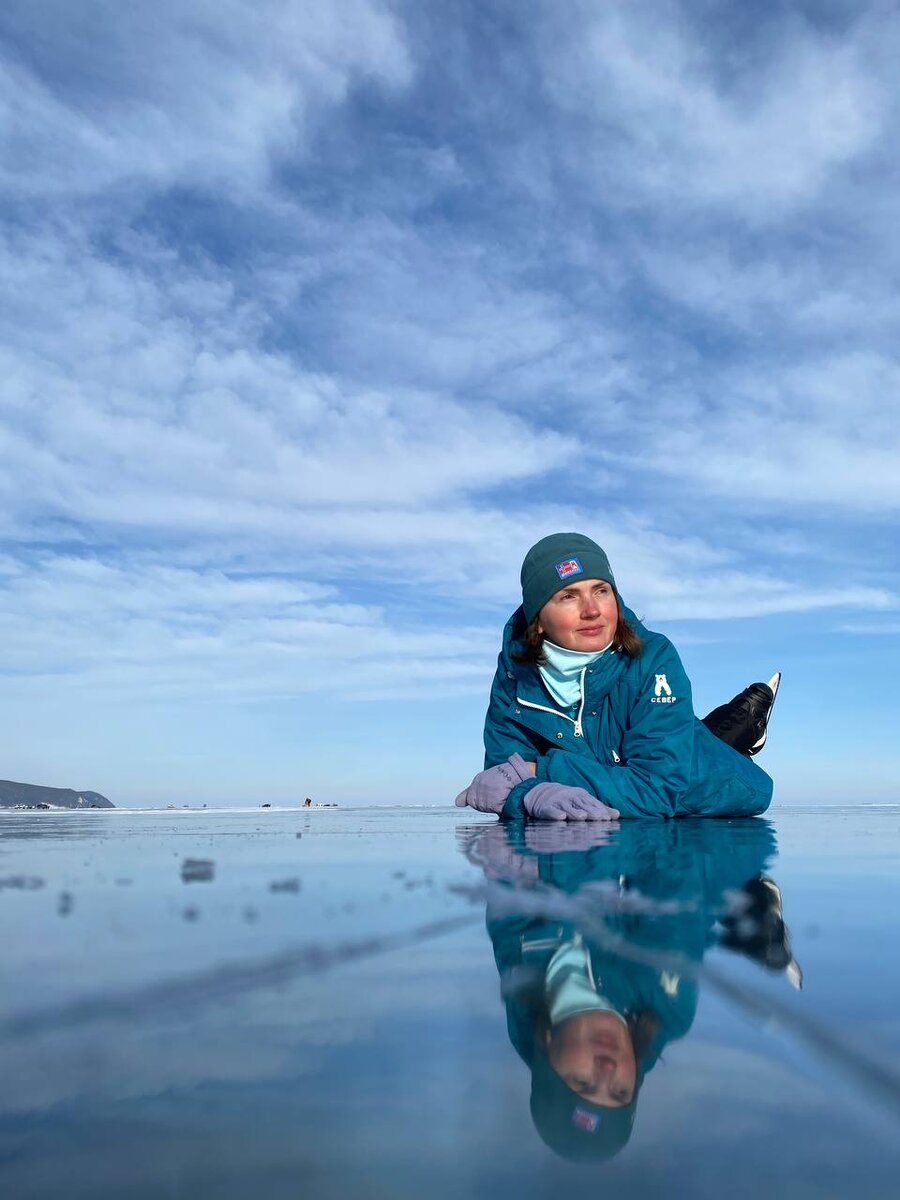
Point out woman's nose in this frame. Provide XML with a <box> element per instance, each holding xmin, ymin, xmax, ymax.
<box><xmin>593</xmin><ymin>1055</ymin><xmax>616</xmax><ymax>1080</ymax></box>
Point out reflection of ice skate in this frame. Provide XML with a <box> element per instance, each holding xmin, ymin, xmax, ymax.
<box><xmin>720</xmin><ymin>875</ymin><xmax>803</xmax><ymax>990</ymax></box>
<box><xmin>702</xmin><ymin>672</ymin><xmax>781</xmax><ymax>756</ymax></box>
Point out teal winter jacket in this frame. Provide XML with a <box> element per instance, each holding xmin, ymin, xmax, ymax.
<box><xmin>485</xmin><ymin>606</ymin><xmax>773</xmax><ymax>820</ymax></box>
<box><xmin>482</xmin><ymin>819</ymin><xmax>780</xmax><ymax>1070</ymax></box>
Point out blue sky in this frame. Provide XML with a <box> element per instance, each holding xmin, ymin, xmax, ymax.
<box><xmin>1</xmin><ymin>0</ymin><xmax>898</xmax><ymax>807</ymax></box>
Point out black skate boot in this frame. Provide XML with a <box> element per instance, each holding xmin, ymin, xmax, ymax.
<box><xmin>702</xmin><ymin>672</ymin><xmax>780</xmax><ymax>757</ymax></box>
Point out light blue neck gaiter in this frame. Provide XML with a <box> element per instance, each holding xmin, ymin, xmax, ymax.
<box><xmin>545</xmin><ymin>936</ymin><xmax>627</xmax><ymax>1027</ymax></box>
<box><xmin>539</xmin><ymin>639</ymin><xmax>613</xmax><ymax>708</ymax></box>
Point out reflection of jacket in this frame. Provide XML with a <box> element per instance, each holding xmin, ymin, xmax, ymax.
<box><xmin>485</xmin><ymin>605</ymin><xmax>773</xmax><ymax>819</ymax></box>
<box><xmin>483</xmin><ymin>819</ymin><xmax>779</xmax><ymax>1072</ymax></box>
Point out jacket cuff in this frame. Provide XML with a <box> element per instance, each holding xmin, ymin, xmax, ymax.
<box><xmin>500</xmin><ymin>777</ymin><xmax>541</xmax><ymax>822</ymax></box>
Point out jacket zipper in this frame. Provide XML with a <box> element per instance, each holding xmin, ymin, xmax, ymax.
<box><xmin>516</xmin><ymin>667</ymin><xmax>587</xmax><ymax>737</ymax></box>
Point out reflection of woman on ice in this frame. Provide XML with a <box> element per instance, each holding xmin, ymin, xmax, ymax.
<box><xmin>455</xmin><ymin>533</ymin><xmax>779</xmax><ymax>821</ymax></box>
<box><xmin>465</xmin><ymin>819</ymin><xmax>800</xmax><ymax>1160</ymax></box>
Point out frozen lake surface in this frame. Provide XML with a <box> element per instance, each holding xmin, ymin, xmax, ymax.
<box><xmin>2</xmin><ymin>805</ymin><xmax>900</xmax><ymax>1199</ymax></box>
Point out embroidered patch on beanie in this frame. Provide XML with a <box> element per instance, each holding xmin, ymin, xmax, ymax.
<box><xmin>555</xmin><ymin>557</ymin><xmax>584</xmax><ymax>580</ymax></box>
<box><xmin>572</xmin><ymin>1107</ymin><xmax>601</xmax><ymax>1132</ymax></box>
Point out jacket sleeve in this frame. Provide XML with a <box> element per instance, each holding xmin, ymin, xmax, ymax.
<box><xmin>483</xmin><ymin>658</ymin><xmax>547</xmax><ymax>768</ymax></box>
<box><xmin>509</xmin><ymin>639</ymin><xmax>696</xmax><ymax>819</ymax></box>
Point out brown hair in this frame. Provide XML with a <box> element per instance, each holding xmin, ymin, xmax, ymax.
<box><xmin>512</xmin><ymin>598</ymin><xmax>643</xmax><ymax>666</ymax></box>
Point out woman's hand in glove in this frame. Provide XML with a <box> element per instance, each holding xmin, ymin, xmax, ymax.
<box><xmin>523</xmin><ymin>782</ymin><xmax>619</xmax><ymax>821</ymax></box>
<box><xmin>455</xmin><ymin>753</ymin><xmax>534</xmax><ymax>814</ymax></box>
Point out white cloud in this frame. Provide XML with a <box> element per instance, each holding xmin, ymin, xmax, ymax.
<box><xmin>601</xmin><ymin>350</ymin><xmax>900</xmax><ymax>513</ymax></box>
<box><xmin>538</xmin><ymin>2</ymin><xmax>886</xmax><ymax>221</ymax></box>
<box><xmin>0</xmin><ymin>223</ymin><xmax>580</xmax><ymax>546</ymax></box>
<box><xmin>635</xmin><ymin>239</ymin><xmax>900</xmax><ymax>345</ymax></box>
<box><xmin>0</xmin><ymin>0</ymin><xmax>412</xmax><ymax>197</ymax></box>
<box><xmin>0</xmin><ymin>552</ymin><xmax>503</xmax><ymax>701</ymax></box>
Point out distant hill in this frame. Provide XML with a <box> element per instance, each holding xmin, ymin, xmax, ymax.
<box><xmin>0</xmin><ymin>779</ymin><xmax>115</xmax><ymax>809</ymax></box>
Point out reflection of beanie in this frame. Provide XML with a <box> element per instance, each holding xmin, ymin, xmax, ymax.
<box><xmin>520</xmin><ymin>533</ymin><xmax>617</xmax><ymax>624</ymax></box>
<box><xmin>530</xmin><ymin>1052</ymin><xmax>637</xmax><ymax>1161</ymax></box>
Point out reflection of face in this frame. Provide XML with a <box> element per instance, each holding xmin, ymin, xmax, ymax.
<box><xmin>546</xmin><ymin>1011</ymin><xmax>637</xmax><ymax>1107</ymax></box>
<box><xmin>537</xmin><ymin>579</ymin><xmax>618</xmax><ymax>652</ymax></box>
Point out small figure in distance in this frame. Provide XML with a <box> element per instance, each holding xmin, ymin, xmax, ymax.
<box><xmin>455</xmin><ymin>532</ymin><xmax>779</xmax><ymax>822</ymax></box>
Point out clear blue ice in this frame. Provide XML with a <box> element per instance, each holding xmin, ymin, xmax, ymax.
<box><xmin>2</xmin><ymin>806</ymin><xmax>899</xmax><ymax>1198</ymax></box>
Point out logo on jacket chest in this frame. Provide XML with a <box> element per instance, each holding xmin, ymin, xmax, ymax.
<box><xmin>651</xmin><ymin>673</ymin><xmax>677</xmax><ymax>704</ymax></box>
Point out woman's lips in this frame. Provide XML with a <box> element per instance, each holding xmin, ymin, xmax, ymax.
<box><xmin>578</xmin><ymin>626</ymin><xmax>604</xmax><ymax>635</ymax></box>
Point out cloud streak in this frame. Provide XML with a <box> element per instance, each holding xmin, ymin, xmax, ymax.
<box><xmin>0</xmin><ymin>0</ymin><xmax>413</xmax><ymax>197</ymax></box>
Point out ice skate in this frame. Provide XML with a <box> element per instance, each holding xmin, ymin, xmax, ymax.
<box><xmin>702</xmin><ymin>672</ymin><xmax>781</xmax><ymax>757</ymax></box>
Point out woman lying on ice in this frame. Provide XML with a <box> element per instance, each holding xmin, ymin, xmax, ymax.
<box><xmin>455</xmin><ymin>532</ymin><xmax>779</xmax><ymax>821</ymax></box>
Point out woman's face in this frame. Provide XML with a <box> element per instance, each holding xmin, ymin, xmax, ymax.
<box><xmin>546</xmin><ymin>1010</ymin><xmax>637</xmax><ymax>1107</ymax></box>
<box><xmin>537</xmin><ymin>579</ymin><xmax>618</xmax><ymax>652</ymax></box>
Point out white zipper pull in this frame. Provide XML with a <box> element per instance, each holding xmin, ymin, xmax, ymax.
<box><xmin>575</xmin><ymin>668</ymin><xmax>586</xmax><ymax>737</ymax></box>
<box><xmin>612</xmin><ymin>749</ymin><xmax>620</xmax><ymax>764</ymax></box>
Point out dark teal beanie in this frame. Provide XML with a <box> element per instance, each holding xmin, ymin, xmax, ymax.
<box><xmin>530</xmin><ymin>1052</ymin><xmax>637</xmax><ymax>1161</ymax></box>
<box><xmin>521</xmin><ymin>533</ymin><xmax>617</xmax><ymax>624</ymax></box>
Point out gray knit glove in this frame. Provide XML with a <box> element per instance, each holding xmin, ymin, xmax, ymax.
<box><xmin>455</xmin><ymin>753</ymin><xmax>533</xmax><ymax>814</ymax></box>
<box><xmin>523</xmin><ymin>782</ymin><xmax>619</xmax><ymax>821</ymax></box>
